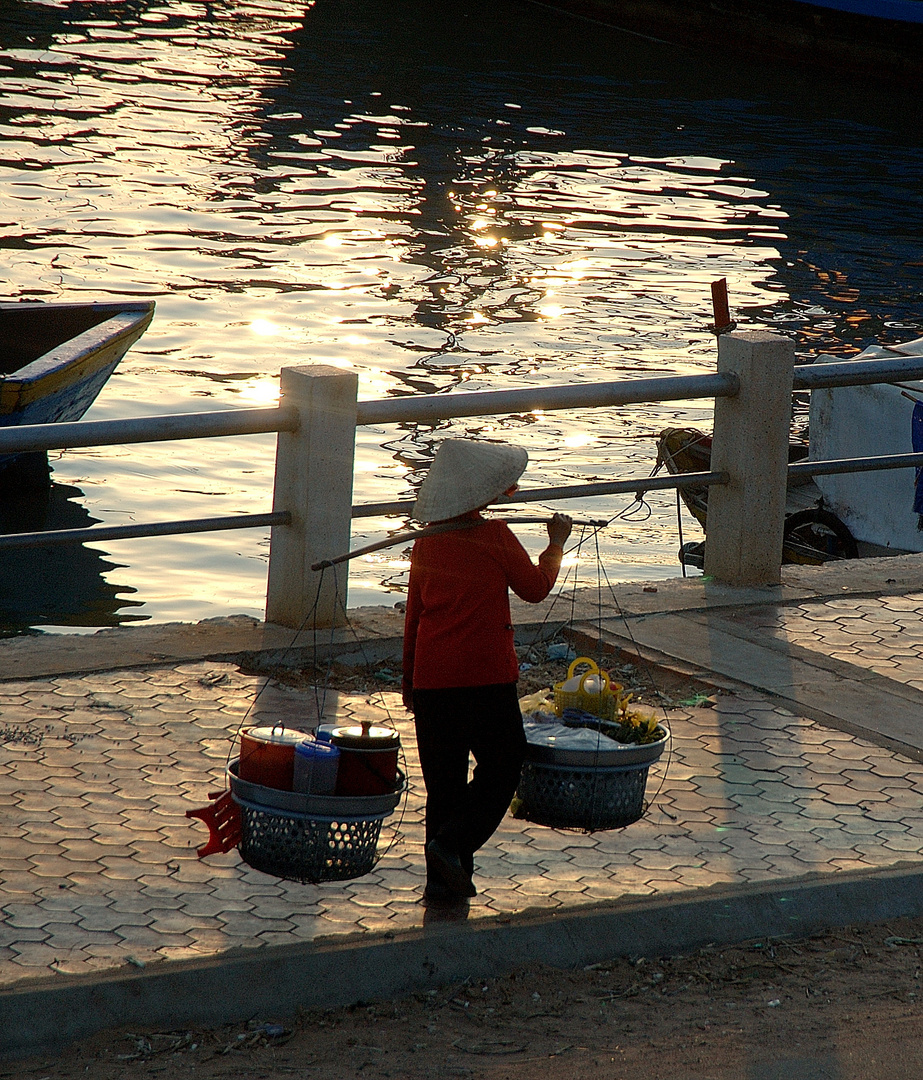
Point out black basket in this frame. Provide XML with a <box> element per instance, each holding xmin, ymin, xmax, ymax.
<box><xmin>237</xmin><ymin>800</ymin><xmax>387</xmax><ymax>883</ymax></box>
<box><xmin>515</xmin><ymin>759</ymin><xmax>650</xmax><ymax>831</ymax></box>
<box><xmin>228</xmin><ymin>760</ymin><xmax>405</xmax><ymax>884</ymax></box>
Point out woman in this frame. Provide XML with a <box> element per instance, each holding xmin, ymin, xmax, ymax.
<box><xmin>402</xmin><ymin>438</ymin><xmax>572</xmax><ymax>905</ymax></box>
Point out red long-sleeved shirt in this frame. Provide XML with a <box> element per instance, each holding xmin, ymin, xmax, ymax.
<box><xmin>402</xmin><ymin>515</ymin><xmax>563</xmax><ymax>693</ymax></box>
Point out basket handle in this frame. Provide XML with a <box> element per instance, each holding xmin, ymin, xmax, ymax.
<box><xmin>577</xmin><ymin>669</ymin><xmax>611</xmax><ymax>695</ymax></box>
<box><xmin>566</xmin><ymin>656</ymin><xmax>599</xmax><ymax>680</ymax></box>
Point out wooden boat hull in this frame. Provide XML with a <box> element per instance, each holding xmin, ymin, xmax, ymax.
<box><xmin>0</xmin><ymin>301</ymin><xmax>154</xmax><ymax>624</ymax></box>
<box><xmin>0</xmin><ymin>301</ymin><xmax>154</xmax><ymax>470</ymax></box>
<box><xmin>656</xmin><ymin>426</ymin><xmax>865</xmax><ymax>565</ymax></box>
<box><xmin>524</xmin><ymin>0</ymin><xmax>923</xmax><ymax>87</ymax></box>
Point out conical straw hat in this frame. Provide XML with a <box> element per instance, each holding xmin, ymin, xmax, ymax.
<box><xmin>412</xmin><ymin>439</ymin><xmax>528</xmax><ymax>523</ymax></box>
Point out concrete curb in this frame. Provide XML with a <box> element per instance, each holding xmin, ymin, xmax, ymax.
<box><xmin>5</xmin><ymin>862</ymin><xmax>923</xmax><ymax>1060</ymax></box>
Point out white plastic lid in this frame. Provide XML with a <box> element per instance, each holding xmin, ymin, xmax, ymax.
<box><xmin>243</xmin><ymin>726</ymin><xmax>306</xmax><ymax>746</ymax></box>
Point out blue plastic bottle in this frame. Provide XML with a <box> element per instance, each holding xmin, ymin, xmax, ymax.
<box><xmin>293</xmin><ymin>739</ymin><xmax>340</xmax><ymax>795</ymax></box>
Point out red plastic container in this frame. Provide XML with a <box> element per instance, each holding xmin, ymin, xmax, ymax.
<box><xmin>331</xmin><ymin>724</ymin><xmax>400</xmax><ymax>796</ymax></box>
<box><xmin>238</xmin><ymin>727</ymin><xmax>305</xmax><ymax>791</ymax></box>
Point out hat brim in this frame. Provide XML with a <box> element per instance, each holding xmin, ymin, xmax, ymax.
<box><xmin>412</xmin><ymin>439</ymin><xmax>528</xmax><ymax>523</ymax></box>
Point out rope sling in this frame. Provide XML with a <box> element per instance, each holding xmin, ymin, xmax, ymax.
<box><xmin>187</xmin><ymin>503</ymin><xmax>674</xmax><ymax>878</ymax></box>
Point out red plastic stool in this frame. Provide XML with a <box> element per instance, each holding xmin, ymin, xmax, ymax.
<box><xmin>186</xmin><ymin>790</ymin><xmax>242</xmax><ymax>858</ymax></box>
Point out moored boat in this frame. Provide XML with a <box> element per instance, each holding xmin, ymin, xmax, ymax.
<box><xmin>808</xmin><ymin>336</ymin><xmax>923</xmax><ymax>555</ymax></box>
<box><xmin>656</xmin><ymin>426</ymin><xmax>872</xmax><ymax>567</ymax></box>
<box><xmin>0</xmin><ymin>299</ymin><xmax>155</xmax><ymax>479</ymax></box>
<box><xmin>523</xmin><ymin>0</ymin><xmax>923</xmax><ymax>87</ymax></box>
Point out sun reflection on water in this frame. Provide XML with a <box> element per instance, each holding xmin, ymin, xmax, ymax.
<box><xmin>0</xmin><ymin>0</ymin><xmax>915</xmax><ymax>628</ymax></box>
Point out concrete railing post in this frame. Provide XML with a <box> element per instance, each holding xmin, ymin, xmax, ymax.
<box><xmin>266</xmin><ymin>364</ymin><xmax>358</xmax><ymax>629</ymax></box>
<box><xmin>704</xmin><ymin>331</ymin><xmax>796</xmax><ymax>587</ymax></box>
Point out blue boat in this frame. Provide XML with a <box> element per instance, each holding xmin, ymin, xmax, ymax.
<box><xmin>529</xmin><ymin>0</ymin><xmax>923</xmax><ymax>85</ymax></box>
<box><xmin>0</xmin><ymin>299</ymin><xmax>154</xmax><ymax>479</ymax></box>
<box><xmin>0</xmin><ymin>300</ymin><xmax>154</xmax><ymax>425</ymax></box>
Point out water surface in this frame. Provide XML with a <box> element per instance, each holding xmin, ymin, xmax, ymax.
<box><xmin>0</xmin><ymin>0</ymin><xmax>920</xmax><ymax>629</ymax></box>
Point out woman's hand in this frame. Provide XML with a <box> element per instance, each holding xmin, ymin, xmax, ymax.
<box><xmin>547</xmin><ymin>512</ymin><xmax>573</xmax><ymax>547</ymax></box>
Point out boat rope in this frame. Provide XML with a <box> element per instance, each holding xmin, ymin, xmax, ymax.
<box><xmin>676</xmin><ymin>488</ymin><xmax>687</xmax><ymax>579</ymax></box>
<box><xmin>609</xmin><ymin>491</ymin><xmax>653</xmax><ymax>521</ymax></box>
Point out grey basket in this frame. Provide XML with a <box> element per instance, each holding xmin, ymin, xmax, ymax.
<box><xmin>515</xmin><ymin>759</ymin><xmax>651</xmax><ymax>831</ymax></box>
<box><xmin>227</xmin><ymin>760</ymin><xmax>403</xmax><ymax>817</ymax></box>
<box><xmin>523</xmin><ymin>732</ymin><xmax>668</xmax><ymax>768</ymax></box>
<box><xmin>228</xmin><ymin>759</ymin><xmax>404</xmax><ymax>884</ymax></box>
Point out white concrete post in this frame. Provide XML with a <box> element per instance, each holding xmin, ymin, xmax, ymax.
<box><xmin>704</xmin><ymin>331</ymin><xmax>796</xmax><ymax>587</ymax></box>
<box><xmin>266</xmin><ymin>364</ymin><xmax>358</xmax><ymax>629</ymax></box>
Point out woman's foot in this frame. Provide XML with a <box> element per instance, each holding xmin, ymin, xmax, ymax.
<box><xmin>422</xmin><ymin>881</ymin><xmax>466</xmax><ymax>905</ymax></box>
<box><xmin>421</xmin><ymin>891</ymin><xmax>471</xmax><ymax>922</ymax></box>
<box><xmin>426</xmin><ymin>838</ymin><xmax>477</xmax><ymax>897</ymax></box>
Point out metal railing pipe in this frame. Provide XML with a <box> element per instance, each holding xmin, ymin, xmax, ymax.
<box><xmin>351</xmin><ymin>470</ymin><xmax>728</xmax><ymax>519</ymax></box>
<box><xmin>0</xmin><ymin>406</ymin><xmax>299</xmax><ymax>456</ymax></box>
<box><xmin>792</xmin><ymin>356</ymin><xmax>923</xmax><ymax>390</ymax></box>
<box><xmin>0</xmin><ymin>512</ymin><xmax>290</xmax><ymax>550</ymax></box>
<box><xmin>355</xmin><ymin>372</ymin><xmax>739</xmax><ymax>426</ymax></box>
<box><xmin>789</xmin><ymin>452</ymin><xmax>923</xmax><ymax>478</ymax></box>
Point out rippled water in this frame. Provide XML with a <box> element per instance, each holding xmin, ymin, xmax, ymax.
<box><xmin>0</xmin><ymin>0</ymin><xmax>921</xmax><ymax>630</ymax></box>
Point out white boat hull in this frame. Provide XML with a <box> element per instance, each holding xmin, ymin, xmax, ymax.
<box><xmin>809</xmin><ymin>337</ymin><xmax>923</xmax><ymax>553</ymax></box>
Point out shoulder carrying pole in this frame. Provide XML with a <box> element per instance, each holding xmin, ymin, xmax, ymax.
<box><xmin>311</xmin><ymin>515</ymin><xmax>603</xmax><ymax>572</ymax></box>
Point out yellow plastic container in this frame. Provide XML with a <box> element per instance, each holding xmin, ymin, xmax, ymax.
<box><xmin>552</xmin><ymin>657</ymin><xmax>621</xmax><ymax>720</ymax></box>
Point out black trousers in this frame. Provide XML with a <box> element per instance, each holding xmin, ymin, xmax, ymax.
<box><xmin>413</xmin><ymin>683</ymin><xmax>527</xmax><ymax>880</ymax></box>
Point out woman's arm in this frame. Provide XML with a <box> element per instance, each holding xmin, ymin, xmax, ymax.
<box><xmin>401</xmin><ymin>558</ymin><xmax>422</xmax><ymax>711</ymax></box>
<box><xmin>501</xmin><ymin>514</ymin><xmax>572</xmax><ymax>603</ymax></box>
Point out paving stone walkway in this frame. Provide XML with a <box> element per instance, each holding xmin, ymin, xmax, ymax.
<box><xmin>3</xmin><ymin>654</ymin><xmax>923</xmax><ymax>991</ymax></box>
<box><xmin>732</xmin><ymin>592</ymin><xmax>923</xmax><ymax>687</ymax></box>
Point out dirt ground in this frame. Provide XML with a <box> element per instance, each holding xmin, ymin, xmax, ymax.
<box><xmin>257</xmin><ymin>646</ymin><xmax>712</xmax><ymax>716</ymax></box>
<box><xmin>10</xmin><ymin>914</ymin><xmax>923</xmax><ymax>1079</ymax></box>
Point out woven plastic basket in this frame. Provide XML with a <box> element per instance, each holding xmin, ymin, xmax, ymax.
<box><xmin>515</xmin><ymin>759</ymin><xmax>650</xmax><ymax>831</ymax></box>
<box><xmin>236</xmin><ymin>797</ymin><xmax>388</xmax><ymax>883</ymax></box>
<box><xmin>228</xmin><ymin>760</ymin><xmax>404</xmax><ymax>883</ymax></box>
